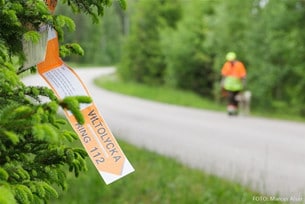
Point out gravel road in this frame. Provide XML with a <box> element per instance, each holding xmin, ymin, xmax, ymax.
<box><xmin>23</xmin><ymin>67</ymin><xmax>305</xmax><ymax>198</ymax></box>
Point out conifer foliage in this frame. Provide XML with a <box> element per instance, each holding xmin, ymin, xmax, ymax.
<box><xmin>0</xmin><ymin>0</ymin><xmax>125</xmax><ymax>203</ymax></box>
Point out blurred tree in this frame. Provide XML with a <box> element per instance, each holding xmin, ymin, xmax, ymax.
<box><xmin>245</xmin><ymin>0</ymin><xmax>305</xmax><ymax>115</ymax></box>
<box><xmin>118</xmin><ymin>0</ymin><xmax>182</xmax><ymax>85</ymax></box>
<box><xmin>161</xmin><ymin>0</ymin><xmax>215</xmax><ymax>97</ymax></box>
<box><xmin>207</xmin><ymin>0</ymin><xmax>254</xmax><ymax>72</ymax></box>
<box><xmin>57</xmin><ymin>1</ymin><xmax>123</xmax><ymax>65</ymax></box>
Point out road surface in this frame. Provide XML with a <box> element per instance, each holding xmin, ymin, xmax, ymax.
<box><xmin>23</xmin><ymin>67</ymin><xmax>305</xmax><ymax>198</ymax></box>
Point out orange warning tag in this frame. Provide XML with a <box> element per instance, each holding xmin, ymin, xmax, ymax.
<box><xmin>45</xmin><ymin>0</ymin><xmax>57</xmax><ymax>13</ymax></box>
<box><xmin>37</xmin><ymin>27</ymin><xmax>134</xmax><ymax>184</ymax></box>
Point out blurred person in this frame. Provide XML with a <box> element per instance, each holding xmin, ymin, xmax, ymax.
<box><xmin>221</xmin><ymin>52</ymin><xmax>247</xmax><ymax>115</ymax></box>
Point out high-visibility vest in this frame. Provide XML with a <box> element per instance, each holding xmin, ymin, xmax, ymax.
<box><xmin>221</xmin><ymin>61</ymin><xmax>246</xmax><ymax>91</ymax></box>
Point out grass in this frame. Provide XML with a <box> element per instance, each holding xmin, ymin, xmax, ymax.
<box><xmin>94</xmin><ymin>74</ymin><xmax>225</xmax><ymax>112</ymax></box>
<box><xmin>52</xmin><ymin>140</ymin><xmax>282</xmax><ymax>204</ymax></box>
<box><xmin>94</xmin><ymin>73</ymin><xmax>305</xmax><ymax>123</ymax></box>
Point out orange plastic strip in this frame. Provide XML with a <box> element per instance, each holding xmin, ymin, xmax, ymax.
<box><xmin>36</xmin><ymin>2</ymin><xmax>134</xmax><ymax>184</ymax></box>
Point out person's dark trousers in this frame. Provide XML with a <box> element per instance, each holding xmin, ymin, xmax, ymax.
<box><xmin>226</xmin><ymin>90</ymin><xmax>240</xmax><ymax>115</ymax></box>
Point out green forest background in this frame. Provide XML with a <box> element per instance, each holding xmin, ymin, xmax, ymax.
<box><xmin>59</xmin><ymin>0</ymin><xmax>305</xmax><ymax>117</ymax></box>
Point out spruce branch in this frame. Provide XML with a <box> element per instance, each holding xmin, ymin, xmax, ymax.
<box><xmin>0</xmin><ymin>0</ymin><xmax>118</xmax><ymax>203</ymax></box>
<box><xmin>59</xmin><ymin>96</ymin><xmax>92</xmax><ymax>124</ymax></box>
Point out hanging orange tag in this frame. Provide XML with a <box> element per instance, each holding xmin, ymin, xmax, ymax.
<box><xmin>37</xmin><ymin>26</ymin><xmax>134</xmax><ymax>184</ymax></box>
<box><xmin>45</xmin><ymin>0</ymin><xmax>57</xmax><ymax>13</ymax></box>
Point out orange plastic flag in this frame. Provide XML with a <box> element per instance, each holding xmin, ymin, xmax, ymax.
<box><xmin>36</xmin><ymin>2</ymin><xmax>134</xmax><ymax>184</ymax></box>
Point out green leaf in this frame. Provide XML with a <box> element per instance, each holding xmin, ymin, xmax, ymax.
<box><xmin>35</xmin><ymin>182</ymin><xmax>46</xmax><ymax>198</ymax></box>
<box><xmin>41</xmin><ymin>182</ymin><xmax>58</xmax><ymax>199</ymax></box>
<box><xmin>14</xmin><ymin>184</ymin><xmax>33</xmax><ymax>204</ymax></box>
<box><xmin>60</xmin><ymin>96</ymin><xmax>92</xmax><ymax>124</ymax></box>
<box><xmin>32</xmin><ymin>123</ymin><xmax>59</xmax><ymax>143</ymax></box>
<box><xmin>75</xmin><ymin>95</ymin><xmax>92</xmax><ymax>103</ymax></box>
<box><xmin>3</xmin><ymin>9</ymin><xmax>20</xmax><ymax>26</ymax></box>
<box><xmin>3</xmin><ymin>131</ymin><xmax>19</xmax><ymax>145</ymax></box>
<box><xmin>55</xmin><ymin>15</ymin><xmax>75</xmax><ymax>31</ymax></box>
<box><xmin>60</xmin><ymin>43</ymin><xmax>84</xmax><ymax>57</ymax></box>
<box><xmin>0</xmin><ymin>168</ymin><xmax>9</xmax><ymax>181</ymax></box>
<box><xmin>61</xmin><ymin>130</ymin><xmax>78</xmax><ymax>142</ymax></box>
<box><xmin>0</xmin><ymin>186</ymin><xmax>16</xmax><ymax>204</ymax></box>
<box><xmin>23</xmin><ymin>31</ymin><xmax>41</xmax><ymax>44</ymax></box>
<box><xmin>118</xmin><ymin>0</ymin><xmax>127</xmax><ymax>9</ymax></box>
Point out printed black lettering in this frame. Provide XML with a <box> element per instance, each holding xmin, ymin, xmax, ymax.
<box><xmin>88</xmin><ymin>109</ymin><xmax>96</xmax><ymax>117</ymax></box>
<box><xmin>75</xmin><ymin>123</ymin><xmax>91</xmax><ymax>143</ymax></box>
<box><xmin>91</xmin><ymin>117</ymin><xmax>99</xmax><ymax>126</ymax></box>
<box><xmin>94</xmin><ymin>121</ymin><xmax>103</xmax><ymax>128</ymax></box>
<box><xmin>88</xmin><ymin>110</ymin><xmax>100</xmax><ymax>125</ymax></box>
<box><xmin>90</xmin><ymin>147</ymin><xmax>105</xmax><ymax>164</ymax></box>
<box><xmin>104</xmin><ymin>137</ymin><xmax>111</xmax><ymax>143</ymax></box>
<box><xmin>106</xmin><ymin>143</ymin><xmax>115</xmax><ymax>149</ymax></box>
<box><xmin>113</xmin><ymin>156</ymin><xmax>121</xmax><ymax>162</ymax></box>
<box><xmin>109</xmin><ymin>148</ymin><xmax>118</xmax><ymax>156</ymax></box>
<box><xmin>88</xmin><ymin>110</ymin><xmax>122</xmax><ymax>163</ymax></box>
<box><xmin>97</xmin><ymin>127</ymin><xmax>106</xmax><ymax>135</ymax></box>
<box><xmin>96</xmin><ymin>157</ymin><xmax>105</xmax><ymax>164</ymax></box>
<box><xmin>100</xmin><ymin>134</ymin><xmax>108</xmax><ymax>141</ymax></box>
